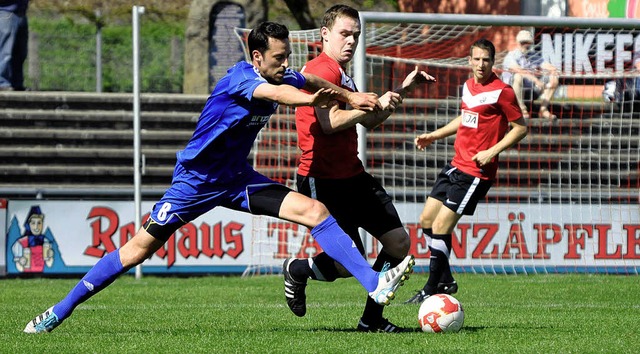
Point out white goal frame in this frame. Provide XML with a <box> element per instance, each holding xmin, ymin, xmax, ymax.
<box><xmin>242</xmin><ymin>13</ymin><xmax>640</xmax><ymax>276</ymax></box>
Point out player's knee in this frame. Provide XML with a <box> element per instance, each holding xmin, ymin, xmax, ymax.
<box><xmin>306</xmin><ymin>199</ymin><xmax>331</xmax><ymax>226</ymax></box>
<box><xmin>118</xmin><ymin>244</ymin><xmax>147</xmax><ymax>268</ymax></box>
<box><xmin>419</xmin><ymin>212</ymin><xmax>432</xmax><ymax>228</ymax></box>
<box><xmin>392</xmin><ymin>233</ymin><xmax>411</xmax><ymax>256</ymax></box>
<box><xmin>431</xmin><ymin>219</ymin><xmax>451</xmax><ymax>235</ymax></box>
<box><xmin>380</xmin><ymin>228</ymin><xmax>411</xmax><ymax>257</ymax></box>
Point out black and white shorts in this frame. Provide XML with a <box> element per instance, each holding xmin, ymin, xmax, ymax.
<box><xmin>429</xmin><ymin>163</ymin><xmax>493</xmax><ymax>216</ymax></box>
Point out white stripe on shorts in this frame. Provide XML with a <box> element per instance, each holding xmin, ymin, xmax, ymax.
<box><xmin>457</xmin><ymin>176</ymin><xmax>480</xmax><ymax>214</ymax></box>
<box><xmin>309</xmin><ymin>177</ymin><xmax>317</xmax><ymax>200</ymax></box>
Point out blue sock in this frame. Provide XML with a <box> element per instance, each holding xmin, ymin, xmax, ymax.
<box><xmin>311</xmin><ymin>216</ymin><xmax>378</xmax><ymax>292</ymax></box>
<box><xmin>53</xmin><ymin>250</ymin><xmax>126</xmax><ymax>321</ymax></box>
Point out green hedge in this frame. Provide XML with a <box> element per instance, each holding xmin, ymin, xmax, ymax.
<box><xmin>27</xmin><ymin>18</ymin><xmax>185</xmax><ymax>93</ymax></box>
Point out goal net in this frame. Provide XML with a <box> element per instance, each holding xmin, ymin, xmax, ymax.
<box><xmin>236</xmin><ymin>14</ymin><xmax>640</xmax><ymax>276</ymax></box>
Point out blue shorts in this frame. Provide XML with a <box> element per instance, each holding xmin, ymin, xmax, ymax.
<box><xmin>144</xmin><ymin>163</ymin><xmax>289</xmax><ymax>241</ymax></box>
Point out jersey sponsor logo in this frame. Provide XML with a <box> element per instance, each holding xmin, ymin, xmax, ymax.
<box><xmin>462</xmin><ymin>85</ymin><xmax>502</xmax><ymax>108</ymax></box>
<box><xmin>461</xmin><ymin>109</ymin><xmax>479</xmax><ymax>129</ymax></box>
<box><xmin>248</xmin><ymin>115</ymin><xmax>271</xmax><ymax>126</ymax></box>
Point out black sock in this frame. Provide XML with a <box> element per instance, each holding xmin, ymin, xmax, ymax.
<box><xmin>361</xmin><ymin>249</ymin><xmax>402</xmax><ymax>325</ymax></box>
<box><xmin>423</xmin><ymin>233</ymin><xmax>452</xmax><ymax>294</ymax></box>
<box><xmin>439</xmin><ymin>235</ymin><xmax>455</xmax><ymax>284</ymax></box>
<box><xmin>290</xmin><ymin>252</ymin><xmax>339</xmax><ymax>282</ymax></box>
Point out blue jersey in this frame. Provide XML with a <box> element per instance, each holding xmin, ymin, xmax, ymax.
<box><xmin>176</xmin><ymin>61</ymin><xmax>306</xmax><ymax>183</ymax></box>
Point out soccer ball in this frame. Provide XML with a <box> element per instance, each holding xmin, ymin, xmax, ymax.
<box><xmin>418</xmin><ymin>294</ymin><xmax>464</xmax><ymax>333</ymax></box>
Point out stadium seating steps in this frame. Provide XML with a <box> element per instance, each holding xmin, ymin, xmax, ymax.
<box><xmin>0</xmin><ymin>91</ymin><xmax>637</xmax><ymax>201</ymax></box>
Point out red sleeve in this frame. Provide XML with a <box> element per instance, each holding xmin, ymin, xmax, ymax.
<box><xmin>499</xmin><ymin>85</ymin><xmax>524</xmax><ymax>121</ymax></box>
<box><xmin>301</xmin><ymin>56</ymin><xmax>342</xmax><ymax>87</ymax></box>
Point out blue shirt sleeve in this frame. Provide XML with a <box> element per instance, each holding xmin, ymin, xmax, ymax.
<box><xmin>282</xmin><ymin>68</ymin><xmax>306</xmax><ymax>89</ymax></box>
<box><xmin>226</xmin><ymin>64</ymin><xmax>266</xmax><ymax>101</ymax></box>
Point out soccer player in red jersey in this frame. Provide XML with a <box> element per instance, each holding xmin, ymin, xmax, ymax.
<box><xmin>282</xmin><ymin>4</ymin><xmax>434</xmax><ymax>332</ymax></box>
<box><xmin>405</xmin><ymin>39</ymin><xmax>528</xmax><ymax>304</ymax></box>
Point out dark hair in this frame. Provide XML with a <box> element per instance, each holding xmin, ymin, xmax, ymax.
<box><xmin>322</xmin><ymin>4</ymin><xmax>360</xmax><ymax>30</ymax></box>
<box><xmin>248</xmin><ymin>22</ymin><xmax>289</xmax><ymax>54</ymax></box>
<box><xmin>470</xmin><ymin>38</ymin><xmax>496</xmax><ymax>62</ymax></box>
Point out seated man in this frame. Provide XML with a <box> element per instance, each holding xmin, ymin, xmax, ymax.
<box><xmin>502</xmin><ymin>30</ymin><xmax>559</xmax><ymax>119</ymax></box>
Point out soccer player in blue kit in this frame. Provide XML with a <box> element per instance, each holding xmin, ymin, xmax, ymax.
<box><xmin>23</xmin><ymin>21</ymin><xmax>415</xmax><ymax>334</ymax></box>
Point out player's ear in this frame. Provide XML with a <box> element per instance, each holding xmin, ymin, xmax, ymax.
<box><xmin>252</xmin><ymin>50</ymin><xmax>262</xmax><ymax>64</ymax></box>
<box><xmin>321</xmin><ymin>26</ymin><xmax>329</xmax><ymax>42</ymax></box>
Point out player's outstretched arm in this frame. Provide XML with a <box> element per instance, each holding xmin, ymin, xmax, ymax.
<box><xmin>301</xmin><ymin>72</ymin><xmax>381</xmax><ymax>111</ymax></box>
<box><xmin>253</xmin><ymin>83</ymin><xmax>337</xmax><ymax>107</ymax></box>
<box><xmin>359</xmin><ymin>66</ymin><xmax>435</xmax><ymax>130</ymax></box>
<box><xmin>395</xmin><ymin>66</ymin><xmax>436</xmax><ymax>98</ymax></box>
<box><xmin>415</xmin><ymin>115</ymin><xmax>462</xmax><ymax>150</ymax></box>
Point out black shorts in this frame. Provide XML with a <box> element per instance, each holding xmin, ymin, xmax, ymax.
<box><xmin>429</xmin><ymin>163</ymin><xmax>492</xmax><ymax>216</ymax></box>
<box><xmin>296</xmin><ymin>172</ymin><xmax>403</xmax><ymax>253</ymax></box>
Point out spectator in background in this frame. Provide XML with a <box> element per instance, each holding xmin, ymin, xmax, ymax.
<box><xmin>0</xmin><ymin>0</ymin><xmax>28</xmax><ymax>91</ymax></box>
<box><xmin>502</xmin><ymin>30</ymin><xmax>559</xmax><ymax>119</ymax></box>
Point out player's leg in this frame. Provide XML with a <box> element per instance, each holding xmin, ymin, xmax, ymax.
<box><xmin>355</xmin><ymin>175</ymin><xmax>411</xmax><ymax>332</ymax></box>
<box><xmin>407</xmin><ymin>168</ymin><xmax>492</xmax><ymax>305</ymax></box>
<box><xmin>424</xmin><ymin>207</ymin><xmax>462</xmax><ymax>295</ymax></box>
<box><xmin>285</xmin><ymin>175</ymin><xmax>365</xmax><ymax>292</ymax></box>
<box><xmin>418</xmin><ymin>197</ymin><xmax>457</xmax><ymax>291</ymax></box>
<box><xmin>248</xmin><ymin>184</ymin><xmax>414</xmax><ymax>307</ymax></box>
<box><xmin>24</xmin><ymin>169</ymin><xmax>211</xmax><ymax>333</ymax></box>
<box><xmin>283</xmin><ymin>175</ymin><xmax>364</xmax><ymax>317</ymax></box>
<box><xmin>23</xmin><ymin>227</ymin><xmax>169</xmax><ymax>334</ymax></box>
<box><xmin>404</xmin><ymin>197</ymin><xmax>461</xmax><ymax>305</ymax></box>
<box><xmin>405</xmin><ymin>165</ymin><xmax>461</xmax><ymax>304</ymax></box>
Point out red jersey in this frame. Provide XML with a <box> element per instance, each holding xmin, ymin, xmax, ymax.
<box><xmin>296</xmin><ymin>52</ymin><xmax>364</xmax><ymax>178</ymax></box>
<box><xmin>451</xmin><ymin>73</ymin><xmax>522</xmax><ymax>181</ymax></box>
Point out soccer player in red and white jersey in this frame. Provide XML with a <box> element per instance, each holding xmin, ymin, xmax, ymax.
<box><xmin>405</xmin><ymin>39</ymin><xmax>528</xmax><ymax>304</ymax></box>
<box><xmin>282</xmin><ymin>4</ymin><xmax>435</xmax><ymax>332</ymax></box>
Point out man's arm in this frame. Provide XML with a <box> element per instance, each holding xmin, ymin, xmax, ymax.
<box><xmin>313</xmin><ymin>90</ymin><xmax>402</xmax><ymax>134</ymax></box>
<box><xmin>253</xmin><ymin>83</ymin><xmax>337</xmax><ymax>107</ymax></box>
<box><xmin>394</xmin><ymin>66</ymin><xmax>436</xmax><ymax>99</ymax></box>
<box><xmin>359</xmin><ymin>66</ymin><xmax>436</xmax><ymax>129</ymax></box>
<box><xmin>301</xmin><ymin>72</ymin><xmax>380</xmax><ymax>111</ymax></box>
<box><xmin>471</xmin><ymin>117</ymin><xmax>528</xmax><ymax>167</ymax></box>
<box><xmin>415</xmin><ymin>115</ymin><xmax>462</xmax><ymax>150</ymax></box>
<box><xmin>505</xmin><ymin>51</ymin><xmax>545</xmax><ymax>89</ymax></box>
<box><xmin>319</xmin><ymin>66</ymin><xmax>434</xmax><ymax>133</ymax></box>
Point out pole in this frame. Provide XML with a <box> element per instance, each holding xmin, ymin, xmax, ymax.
<box><xmin>354</xmin><ymin>14</ymin><xmax>369</xmax><ymax>259</ymax></box>
<box><xmin>95</xmin><ymin>9</ymin><xmax>102</xmax><ymax>93</ymax></box>
<box><xmin>132</xmin><ymin>5</ymin><xmax>145</xmax><ymax>280</ymax></box>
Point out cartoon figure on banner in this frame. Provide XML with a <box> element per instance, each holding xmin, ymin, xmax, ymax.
<box><xmin>9</xmin><ymin>205</ymin><xmax>60</xmax><ymax>273</ymax></box>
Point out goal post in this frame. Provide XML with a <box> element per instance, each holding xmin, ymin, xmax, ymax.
<box><xmin>238</xmin><ymin>14</ymin><xmax>640</xmax><ymax>276</ymax></box>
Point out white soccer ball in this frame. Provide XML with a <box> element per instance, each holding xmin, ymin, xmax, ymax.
<box><xmin>418</xmin><ymin>294</ymin><xmax>464</xmax><ymax>333</ymax></box>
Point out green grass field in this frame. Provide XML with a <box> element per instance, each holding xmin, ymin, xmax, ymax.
<box><xmin>2</xmin><ymin>273</ymin><xmax>638</xmax><ymax>353</ymax></box>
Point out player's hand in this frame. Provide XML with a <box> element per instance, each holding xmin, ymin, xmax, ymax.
<box><xmin>347</xmin><ymin>92</ymin><xmax>381</xmax><ymax>111</ymax></box>
<box><xmin>311</xmin><ymin>88</ymin><xmax>339</xmax><ymax>108</ymax></box>
<box><xmin>415</xmin><ymin>133</ymin><xmax>436</xmax><ymax>150</ymax></box>
<box><xmin>379</xmin><ymin>91</ymin><xmax>402</xmax><ymax>112</ymax></box>
<box><xmin>402</xmin><ymin>66</ymin><xmax>436</xmax><ymax>91</ymax></box>
<box><xmin>472</xmin><ymin>150</ymin><xmax>495</xmax><ymax>167</ymax></box>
